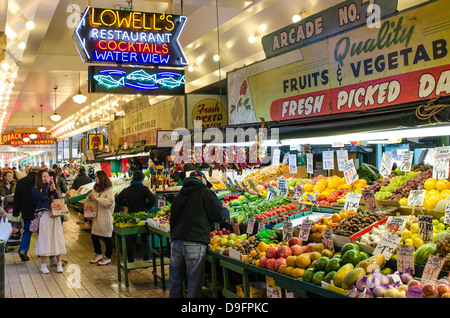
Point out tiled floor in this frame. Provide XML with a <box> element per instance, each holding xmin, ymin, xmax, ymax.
<box><xmin>3</xmin><ymin>208</ymin><xmax>170</xmax><ymax>298</ymax></box>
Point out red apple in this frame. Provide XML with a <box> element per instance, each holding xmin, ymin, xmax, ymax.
<box><xmin>437</xmin><ymin>283</ymin><xmax>450</xmax><ymax>296</ymax></box>
<box><xmin>259</xmin><ymin>256</ymin><xmax>268</xmax><ymax>268</ymax></box>
<box><xmin>304</xmin><ymin>243</ymin><xmax>315</xmax><ymax>253</ymax></box>
<box><xmin>290</xmin><ymin>244</ymin><xmax>303</xmax><ymax>256</ymax></box>
<box><xmin>267</xmin><ymin>246</ymin><xmax>278</xmax><ymax>259</ymax></box>
<box><xmin>422</xmin><ymin>282</ymin><xmax>438</xmax><ymax>298</ymax></box>
<box><xmin>288</xmin><ymin>237</ymin><xmax>300</xmax><ymax>247</ymax></box>
<box><xmin>274</xmin><ymin>257</ymin><xmax>287</xmax><ymax>272</ymax></box>
<box><xmin>266</xmin><ymin>258</ymin><xmax>276</xmax><ymax>271</ymax></box>
<box><xmin>408</xmin><ymin>279</ymin><xmax>423</xmax><ymax>289</ymax></box>
<box><xmin>277</xmin><ymin>245</ymin><xmax>292</xmax><ymax>258</ymax></box>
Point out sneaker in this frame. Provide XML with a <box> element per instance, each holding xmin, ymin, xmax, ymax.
<box><xmin>90</xmin><ymin>254</ymin><xmax>103</xmax><ymax>264</ymax></box>
<box><xmin>19</xmin><ymin>252</ymin><xmax>29</xmax><ymax>262</ymax></box>
<box><xmin>97</xmin><ymin>258</ymin><xmax>111</xmax><ymax>266</ymax></box>
<box><xmin>40</xmin><ymin>265</ymin><xmax>50</xmax><ymax>274</ymax></box>
<box><xmin>56</xmin><ymin>263</ymin><xmax>63</xmax><ymax>273</ymax></box>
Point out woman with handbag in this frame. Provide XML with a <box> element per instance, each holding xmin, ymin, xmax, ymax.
<box><xmin>88</xmin><ymin>170</ymin><xmax>115</xmax><ymax>266</ymax></box>
<box><xmin>32</xmin><ymin>169</ymin><xmax>66</xmax><ymax>274</ymax></box>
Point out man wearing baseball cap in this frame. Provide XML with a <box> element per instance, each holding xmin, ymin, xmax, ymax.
<box><xmin>169</xmin><ymin>170</ymin><xmax>229</xmax><ymax>298</ymax></box>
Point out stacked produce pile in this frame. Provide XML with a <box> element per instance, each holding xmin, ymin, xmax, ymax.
<box><xmin>113</xmin><ymin>211</ymin><xmax>152</xmax><ymax>226</ymax></box>
<box><xmin>308</xmin><ymin>209</ymin><xmax>356</xmax><ymax>240</ymax></box>
<box><xmin>331</xmin><ymin>209</ymin><xmax>389</xmax><ymax>238</ymax></box>
<box><xmin>372</xmin><ymin>172</ymin><xmax>417</xmax><ymax>200</ymax></box>
<box><xmin>241</xmin><ymin>164</ymin><xmax>288</xmax><ymax>189</ymax></box>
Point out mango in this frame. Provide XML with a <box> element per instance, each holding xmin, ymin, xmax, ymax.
<box><xmin>342</xmin><ymin>267</ymin><xmax>366</xmax><ymax>290</ymax></box>
<box><xmin>332</xmin><ymin>263</ymin><xmax>354</xmax><ymax>288</ymax></box>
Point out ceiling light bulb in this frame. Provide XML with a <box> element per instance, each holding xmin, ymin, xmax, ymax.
<box><xmin>18</xmin><ymin>42</ymin><xmax>26</xmax><ymax>50</ymax></box>
<box><xmin>248</xmin><ymin>35</ymin><xmax>256</xmax><ymax>43</ymax></box>
<box><xmin>188</xmin><ymin>65</ymin><xmax>194</xmax><ymax>72</ymax></box>
<box><xmin>72</xmin><ymin>92</ymin><xmax>87</xmax><ymax>104</ymax></box>
<box><xmin>25</xmin><ymin>20</ymin><xmax>35</xmax><ymax>30</ymax></box>
<box><xmin>292</xmin><ymin>14</ymin><xmax>302</xmax><ymax>23</ymax></box>
<box><xmin>23</xmin><ymin>137</ymin><xmax>30</xmax><ymax>142</ymax></box>
<box><xmin>38</xmin><ymin>126</ymin><xmax>46</xmax><ymax>132</ymax></box>
<box><xmin>29</xmin><ymin>133</ymin><xmax>37</xmax><ymax>140</ymax></box>
<box><xmin>1</xmin><ymin>62</ymin><xmax>9</xmax><ymax>71</ymax></box>
<box><xmin>213</xmin><ymin>54</ymin><xmax>220</xmax><ymax>62</ymax></box>
<box><xmin>50</xmin><ymin>113</ymin><xmax>61</xmax><ymax>122</ymax></box>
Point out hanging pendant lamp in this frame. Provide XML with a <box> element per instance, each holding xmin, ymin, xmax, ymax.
<box><xmin>38</xmin><ymin>104</ymin><xmax>46</xmax><ymax>132</ymax></box>
<box><xmin>72</xmin><ymin>72</ymin><xmax>87</xmax><ymax>104</ymax></box>
<box><xmin>29</xmin><ymin>114</ymin><xmax>37</xmax><ymax>139</ymax></box>
<box><xmin>51</xmin><ymin>85</ymin><xmax>61</xmax><ymax>122</ymax></box>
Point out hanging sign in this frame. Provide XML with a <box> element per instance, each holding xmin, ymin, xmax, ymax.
<box><xmin>400</xmin><ymin>151</ymin><xmax>414</xmax><ymax>172</ymax></box>
<box><xmin>0</xmin><ymin>132</ymin><xmax>55</xmax><ymax>146</ymax></box>
<box><xmin>322</xmin><ymin>151</ymin><xmax>334</xmax><ymax>170</ymax></box>
<box><xmin>73</xmin><ymin>6</ymin><xmax>189</xmax><ymax>67</ymax></box>
<box><xmin>88</xmin><ymin>65</ymin><xmax>185</xmax><ymax>95</ymax></box>
<box><xmin>336</xmin><ymin>150</ymin><xmax>348</xmax><ymax>171</ymax></box>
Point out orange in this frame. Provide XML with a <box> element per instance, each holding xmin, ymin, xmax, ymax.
<box><xmin>249</xmin><ymin>250</ymin><xmax>257</xmax><ymax>258</ymax></box>
<box><xmin>311</xmin><ymin>224</ymin><xmax>320</xmax><ymax>233</ymax></box>
<box><xmin>331</xmin><ymin>213</ymin><xmax>341</xmax><ymax>223</ymax></box>
<box><xmin>320</xmin><ymin>217</ymin><xmax>329</xmax><ymax>225</ymax></box>
<box><xmin>339</xmin><ymin>211</ymin><xmax>349</xmax><ymax>219</ymax></box>
<box><xmin>258</xmin><ymin>241</ymin><xmax>269</xmax><ymax>252</ymax></box>
<box><xmin>318</xmin><ymin>224</ymin><xmax>328</xmax><ymax>232</ymax></box>
<box><xmin>303</xmin><ymin>183</ymin><xmax>314</xmax><ymax>192</ymax></box>
<box><xmin>254</xmin><ymin>259</ymin><xmax>260</xmax><ymax>267</ymax></box>
<box><xmin>258</xmin><ymin>252</ymin><xmax>266</xmax><ymax>259</ymax></box>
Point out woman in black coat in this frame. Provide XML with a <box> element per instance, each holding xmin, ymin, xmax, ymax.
<box><xmin>115</xmin><ymin>170</ymin><xmax>156</xmax><ymax>263</ymax></box>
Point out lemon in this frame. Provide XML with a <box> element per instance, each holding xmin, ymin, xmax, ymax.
<box><xmin>424</xmin><ymin>178</ymin><xmax>437</xmax><ymax>191</ymax></box>
<box><xmin>433</xmin><ymin>219</ymin><xmax>439</xmax><ymax>225</ymax></box>
<box><xmin>220</xmin><ymin>238</ymin><xmax>228</xmax><ymax>246</ymax></box>
<box><xmin>413</xmin><ymin>237</ymin><xmax>424</xmax><ymax>249</ymax></box>
<box><xmin>398</xmin><ymin>198</ymin><xmax>408</xmax><ymax>206</ymax></box>
<box><xmin>437</xmin><ymin>223</ymin><xmax>446</xmax><ymax>231</ymax></box>
<box><xmin>410</xmin><ymin>223</ymin><xmax>419</xmax><ymax>234</ymax></box>
<box><xmin>404</xmin><ymin>238</ymin><xmax>414</xmax><ymax>245</ymax></box>
<box><xmin>401</xmin><ymin>230</ymin><xmax>412</xmax><ymax>240</ymax></box>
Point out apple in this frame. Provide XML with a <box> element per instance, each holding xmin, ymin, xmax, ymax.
<box><xmin>422</xmin><ymin>282</ymin><xmax>438</xmax><ymax>298</ymax></box>
<box><xmin>408</xmin><ymin>279</ymin><xmax>423</xmax><ymax>289</ymax></box>
<box><xmin>274</xmin><ymin>257</ymin><xmax>287</xmax><ymax>272</ymax></box>
<box><xmin>288</xmin><ymin>237</ymin><xmax>300</xmax><ymax>247</ymax></box>
<box><xmin>277</xmin><ymin>245</ymin><xmax>292</xmax><ymax>258</ymax></box>
<box><xmin>290</xmin><ymin>244</ymin><xmax>303</xmax><ymax>256</ymax></box>
<box><xmin>437</xmin><ymin>283</ymin><xmax>450</xmax><ymax>296</ymax></box>
<box><xmin>267</xmin><ymin>246</ymin><xmax>278</xmax><ymax>259</ymax></box>
<box><xmin>304</xmin><ymin>243</ymin><xmax>315</xmax><ymax>253</ymax></box>
<box><xmin>259</xmin><ymin>256</ymin><xmax>268</xmax><ymax>268</ymax></box>
<box><xmin>266</xmin><ymin>258</ymin><xmax>276</xmax><ymax>271</ymax></box>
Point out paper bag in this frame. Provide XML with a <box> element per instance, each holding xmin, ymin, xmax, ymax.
<box><xmin>83</xmin><ymin>199</ymin><xmax>98</xmax><ymax>218</ymax></box>
<box><xmin>0</xmin><ymin>217</ymin><xmax>13</xmax><ymax>242</ymax></box>
<box><xmin>51</xmin><ymin>198</ymin><xmax>66</xmax><ymax>217</ymax></box>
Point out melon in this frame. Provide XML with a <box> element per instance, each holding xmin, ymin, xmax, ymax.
<box><xmin>414</xmin><ymin>243</ymin><xmax>437</xmax><ymax>265</ymax></box>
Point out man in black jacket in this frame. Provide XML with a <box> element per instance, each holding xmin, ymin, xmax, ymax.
<box><xmin>13</xmin><ymin>166</ymin><xmax>40</xmax><ymax>261</ymax></box>
<box><xmin>169</xmin><ymin>171</ymin><xmax>229</xmax><ymax>298</ymax></box>
<box><xmin>71</xmin><ymin>167</ymin><xmax>93</xmax><ymax>191</ymax></box>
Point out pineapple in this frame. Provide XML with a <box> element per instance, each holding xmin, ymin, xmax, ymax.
<box><xmin>444</xmin><ymin>254</ymin><xmax>450</xmax><ymax>271</ymax></box>
<box><xmin>436</xmin><ymin>232</ymin><xmax>450</xmax><ymax>257</ymax></box>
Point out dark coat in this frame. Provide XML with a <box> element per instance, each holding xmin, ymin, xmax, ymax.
<box><xmin>170</xmin><ymin>177</ymin><xmax>229</xmax><ymax>245</ymax></box>
<box><xmin>115</xmin><ymin>182</ymin><xmax>156</xmax><ymax>213</ymax></box>
<box><xmin>71</xmin><ymin>173</ymin><xmax>93</xmax><ymax>191</ymax></box>
<box><xmin>13</xmin><ymin>172</ymin><xmax>37</xmax><ymax>220</ymax></box>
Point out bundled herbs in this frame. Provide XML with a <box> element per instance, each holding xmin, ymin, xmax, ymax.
<box><xmin>113</xmin><ymin>211</ymin><xmax>151</xmax><ymax>225</ymax></box>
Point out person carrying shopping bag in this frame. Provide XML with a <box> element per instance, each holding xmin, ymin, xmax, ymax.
<box><xmin>88</xmin><ymin>170</ymin><xmax>115</xmax><ymax>266</ymax></box>
<box><xmin>32</xmin><ymin>169</ymin><xmax>67</xmax><ymax>274</ymax></box>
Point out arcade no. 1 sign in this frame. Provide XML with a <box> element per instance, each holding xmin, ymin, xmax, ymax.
<box><xmin>73</xmin><ymin>6</ymin><xmax>189</xmax><ymax>67</ymax></box>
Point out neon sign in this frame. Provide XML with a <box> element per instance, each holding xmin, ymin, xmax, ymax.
<box><xmin>88</xmin><ymin>66</ymin><xmax>185</xmax><ymax>95</ymax></box>
<box><xmin>73</xmin><ymin>6</ymin><xmax>188</xmax><ymax>67</ymax></box>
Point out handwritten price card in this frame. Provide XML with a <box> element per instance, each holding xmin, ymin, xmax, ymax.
<box><xmin>418</xmin><ymin>214</ymin><xmax>433</xmax><ymax>242</ymax></box>
<box><xmin>343</xmin><ymin>192</ymin><xmax>361</xmax><ymax>212</ymax></box>
<box><xmin>373</xmin><ymin>232</ymin><xmax>401</xmax><ymax>260</ymax></box>
<box><xmin>422</xmin><ymin>255</ymin><xmax>445</xmax><ymax>281</ymax></box>
<box><xmin>362</xmin><ymin>189</ymin><xmax>380</xmax><ymax>213</ymax></box>
<box><xmin>343</xmin><ymin>159</ymin><xmax>359</xmax><ymax>185</ymax></box>
<box><xmin>322</xmin><ymin>228</ymin><xmax>334</xmax><ymax>252</ymax></box>
<box><xmin>322</xmin><ymin>151</ymin><xmax>334</xmax><ymax>170</ymax></box>
<box><xmin>231</xmin><ymin>217</ymin><xmax>241</xmax><ymax>235</ymax></box>
<box><xmin>158</xmin><ymin>196</ymin><xmax>166</xmax><ymax>209</ymax></box>
<box><xmin>289</xmin><ymin>153</ymin><xmax>297</xmax><ymax>174</ymax></box>
<box><xmin>282</xmin><ymin>221</ymin><xmax>293</xmax><ymax>241</ymax></box>
<box><xmin>306</xmin><ymin>153</ymin><xmax>313</xmax><ymax>174</ymax></box>
<box><xmin>445</xmin><ymin>203</ymin><xmax>450</xmax><ymax>225</ymax></box>
<box><xmin>400</xmin><ymin>151</ymin><xmax>414</xmax><ymax>172</ymax></box>
<box><xmin>277</xmin><ymin>178</ymin><xmax>288</xmax><ymax>196</ymax></box>
<box><xmin>337</xmin><ymin>150</ymin><xmax>348</xmax><ymax>171</ymax></box>
<box><xmin>433</xmin><ymin>146</ymin><xmax>450</xmax><ymax>180</ymax></box>
<box><xmin>386</xmin><ymin>216</ymin><xmax>407</xmax><ymax>233</ymax></box>
<box><xmin>407</xmin><ymin>190</ymin><xmax>425</xmax><ymax>207</ymax></box>
<box><xmin>272</xmin><ymin>148</ymin><xmax>281</xmax><ymax>166</ymax></box>
<box><xmin>298</xmin><ymin>219</ymin><xmax>313</xmax><ymax>241</ymax></box>
<box><xmin>246</xmin><ymin>218</ymin><xmax>255</xmax><ymax>235</ymax></box>
<box><xmin>380</xmin><ymin>153</ymin><xmax>393</xmax><ymax>179</ymax></box>
<box><xmin>397</xmin><ymin>244</ymin><xmax>415</xmax><ymax>274</ymax></box>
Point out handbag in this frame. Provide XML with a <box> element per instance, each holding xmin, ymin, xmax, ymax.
<box><xmin>51</xmin><ymin>198</ymin><xmax>66</xmax><ymax>217</ymax></box>
<box><xmin>0</xmin><ymin>217</ymin><xmax>13</xmax><ymax>242</ymax></box>
<box><xmin>30</xmin><ymin>211</ymin><xmax>42</xmax><ymax>233</ymax></box>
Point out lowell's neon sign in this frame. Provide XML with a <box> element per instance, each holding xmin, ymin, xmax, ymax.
<box><xmin>73</xmin><ymin>6</ymin><xmax>188</xmax><ymax>67</ymax></box>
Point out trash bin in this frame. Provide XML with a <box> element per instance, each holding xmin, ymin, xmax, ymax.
<box><xmin>0</xmin><ymin>240</ymin><xmax>4</xmax><ymax>298</ymax></box>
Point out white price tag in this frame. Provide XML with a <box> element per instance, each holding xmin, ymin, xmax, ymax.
<box><xmin>445</xmin><ymin>203</ymin><xmax>450</xmax><ymax>224</ymax></box>
<box><xmin>337</xmin><ymin>150</ymin><xmax>348</xmax><ymax>171</ymax></box>
<box><xmin>408</xmin><ymin>190</ymin><xmax>425</xmax><ymax>207</ymax></box>
<box><xmin>231</xmin><ymin>217</ymin><xmax>240</xmax><ymax>235</ymax></box>
<box><xmin>373</xmin><ymin>232</ymin><xmax>401</xmax><ymax>261</ymax></box>
<box><xmin>277</xmin><ymin>178</ymin><xmax>288</xmax><ymax>196</ymax></box>
<box><xmin>322</xmin><ymin>228</ymin><xmax>334</xmax><ymax>252</ymax></box>
<box><xmin>272</xmin><ymin>148</ymin><xmax>281</xmax><ymax>166</ymax></box>
<box><xmin>433</xmin><ymin>146</ymin><xmax>450</xmax><ymax>179</ymax></box>
<box><xmin>362</xmin><ymin>189</ymin><xmax>380</xmax><ymax>213</ymax></box>
<box><xmin>343</xmin><ymin>159</ymin><xmax>358</xmax><ymax>185</ymax></box>
<box><xmin>418</xmin><ymin>214</ymin><xmax>433</xmax><ymax>242</ymax></box>
<box><xmin>282</xmin><ymin>221</ymin><xmax>293</xmax><ymax>241</ymax></box>
<box><xmin>289</xmin><ymin>153</ymin><xmax>297</xmax><ymax>174</ymax></box>
<box><xmin>158</xmin><ymin>196</ymin><xmax>166</xmax><ymax>209</ymax></box>
<box><xmin>380</xmin><ymin>153</ymin><xmax>393</xmax><ymax>179</ymax></box>
<box><xmin>322</xmin><ymin>151</ymin><xmax>334</xmax><ymax>170</ymax></box>
<box><xmin>343</xmin><ymin>193</ymin><xmax>361</xmax><ymax>212</ymax></box>
<box><xmin>386</xmin><ymin>216</ymin><xmax>406</xmax><ymax>233</ymax></box>
<box><xmin>397</xmin><ymin>244</ymin><xmax>415</xmax><ymax>274</ymax></box>
<box><xmin>298</xmin><ymin>219</ymin><xmax>313</xmax><ymax>241</ymax></box>
<box><xmin>400</xmin><ymin>151</ymin><xmax>414</xmax><ymax>172</ymax></box>
<box><xmin>306</xmin><ymin>153</ymin><xmax>313</xmax><ymax>174</ymax></box>
<box><xmin>246</xmin><ymin>218</ymin><xmax>255</xmax><ymax>235</ymax></box>
<box><xmin>422</xmin><ymin>255</ymin><xmax>445</xmax><ymax>281</ymax></box>
<box><xmin>306</xmin><ymin>192</ymin><xmax>319</xmax><ymax>207</ymax></box>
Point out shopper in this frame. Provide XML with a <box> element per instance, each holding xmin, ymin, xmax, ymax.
<box><xmin>128</xmin><ymin>157</ymin><xmax>143</xmax><ymax>176</ymax></box>
<box><xmin>0</xmin><ymin>169</ymin><xmax>16</xmax><ymax>197</ymax></box>
<box><xmin>32</xmin><ymin>169</ymin><xmax>66</xmax><ymax>274</ymax></box>
<box><xmin>55</xmin><ymin>167</ymin><xmax>68</xmax><ymax>194</ymax></box>
<box><xmin>115</xmin><ymin>170</ymin><xmax>155</xmax><ymax>262</ymax></box>
<box><xmin>13</xmin><ymin>166</ymin><xmax>40</xmax><ymax>261</ymax></box>
<box><xmin>88</xmin><ymin>170</ymin><xmax>115</xmax><ymax>266</ymax></box>
<box><xmin>169</xmin><ymin>170</ymin><xmax>229</xmax><ymax>298</ymax></box>
<box><xmin>71</xmin><ymin>167</ymin><xmax>93</xmax><ymax>191</ymax></box>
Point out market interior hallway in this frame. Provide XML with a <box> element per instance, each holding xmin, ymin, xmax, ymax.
<box><xmin>3</xmin><ymin>208</ymin><xmax>170</xmax><ymax>298</ymax></box>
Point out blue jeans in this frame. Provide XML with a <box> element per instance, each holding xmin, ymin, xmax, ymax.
<box><xmin>169</xmin><ymin>240</ymin><xmax>206</xmax><ymax>298</ymax></box>
<box><xmin>19</xmin><ymin>220</ymin><xmax>32</xmax><ymax>254</ymax></box>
